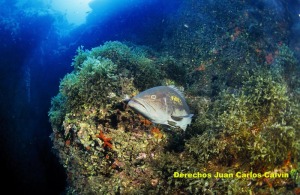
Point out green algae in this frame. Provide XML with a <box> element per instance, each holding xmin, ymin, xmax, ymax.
<box><xmin>49</xmin><ymin>1</ymin><xmax>300</xmax><ymax>193</ymax></box>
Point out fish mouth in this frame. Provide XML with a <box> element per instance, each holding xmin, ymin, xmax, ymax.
<box><xmin>129</xmin><ymin>98</ymin><xmax>157</xmax><ymax>114</ymax></box>
<box><xmin>129</xmin><ymin>98</ymin><xmax>148</xmax><ymax>111</ymax></box>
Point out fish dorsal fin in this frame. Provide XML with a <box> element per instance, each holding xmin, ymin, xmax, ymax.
<box><xmin>167</xmin><ymin>85</ymin><xmax>185</xmax><ymax>99</ymax></box>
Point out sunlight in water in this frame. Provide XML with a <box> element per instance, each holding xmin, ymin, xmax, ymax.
<box><xmin>51</xmin><ymin>0</ymin><xmax>92</xmax><ymax>25</ymax></box>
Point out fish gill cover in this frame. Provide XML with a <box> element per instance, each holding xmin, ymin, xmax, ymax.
<box><xmin>49</xmin><ymin>0</ymin><xmax>300</xmax><ymax>194</ymax></box>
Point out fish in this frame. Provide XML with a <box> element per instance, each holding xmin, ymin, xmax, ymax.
<box><xmin>128</xmin><ymin>86</ymin><xmax>193</xmax><ymax>131</ymax></box>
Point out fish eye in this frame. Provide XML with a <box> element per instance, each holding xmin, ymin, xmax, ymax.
<box><xmin>150</xmin><ymin>95</ymin><xmax>156</xmax><ymax>100</ymax></box>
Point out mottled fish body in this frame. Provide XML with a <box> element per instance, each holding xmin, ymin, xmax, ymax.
<box><xmin>128</xmin><ymin>86</ymin><xmax>193</xmax><ymax>130</ymax></box>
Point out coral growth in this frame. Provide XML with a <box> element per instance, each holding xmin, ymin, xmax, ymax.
<box><xmin>49</xmin><ymin>1</ymin><xmax>300</xmax><ymax>194</ymax></box>
<box><xmin>96</xmin><ymin>130</ymin><xmax>113</xmax><ymax>149</ymax></box>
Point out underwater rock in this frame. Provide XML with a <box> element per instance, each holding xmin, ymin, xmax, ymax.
<box><xmin>49</xmin><ymin>0</ymin><xmax>300</xmax><ymax>193</ymax></box>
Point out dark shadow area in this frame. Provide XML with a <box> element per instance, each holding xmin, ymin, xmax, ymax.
<box><xmin>0</xmin><ymin>0</ymin><xmax>180</xmax><ymax>194</ymax></box>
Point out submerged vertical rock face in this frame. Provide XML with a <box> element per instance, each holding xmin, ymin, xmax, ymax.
<box><xmin>49</xmin><ymin>41</ymin><xmax>173</xmax><ymax>194</ymax></box>
<box><xmin>161</xmin><ymin>0</ymin><xmax>296</xmax><ymax>97</ymax></box>
<box><xmin>49</xmin><ymin>1</ymin><xmax>300</xmax><ymax>193</ymax></box>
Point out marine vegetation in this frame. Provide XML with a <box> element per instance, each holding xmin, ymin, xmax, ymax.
<box><xmin>49</xmin><ymin>0</ymin><xmax>300</xmax><ymax>194</ymax></box>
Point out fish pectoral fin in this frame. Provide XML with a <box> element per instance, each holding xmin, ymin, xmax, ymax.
<box><xmin>171</xmin><ymin>114</ymin><xmax>193</xmax><ymax>121</ymax></box>
<box><xmin>170</xmin><ymin>115</ymin><xmax>183</xmax><ymax>121</ymax></box>
<box><xmin>168</xmin><ymin>114</ymin><xmax>193</xmax><ymax>131</ymax></box>
<box><xmin>167</xmin><ymin>120</ymin><xmax>177</xmax><ymax>127</ymax></box>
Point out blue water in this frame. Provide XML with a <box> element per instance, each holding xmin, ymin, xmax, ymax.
<box><xmin>0</xmin><ymin>0</ymin><xmax>299</xmax><ymax>194</ymax></box>
<box><xmin>0</xmin><ymin>0</ymin><xmax>180</xmax><ymax>193</ymax></box>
